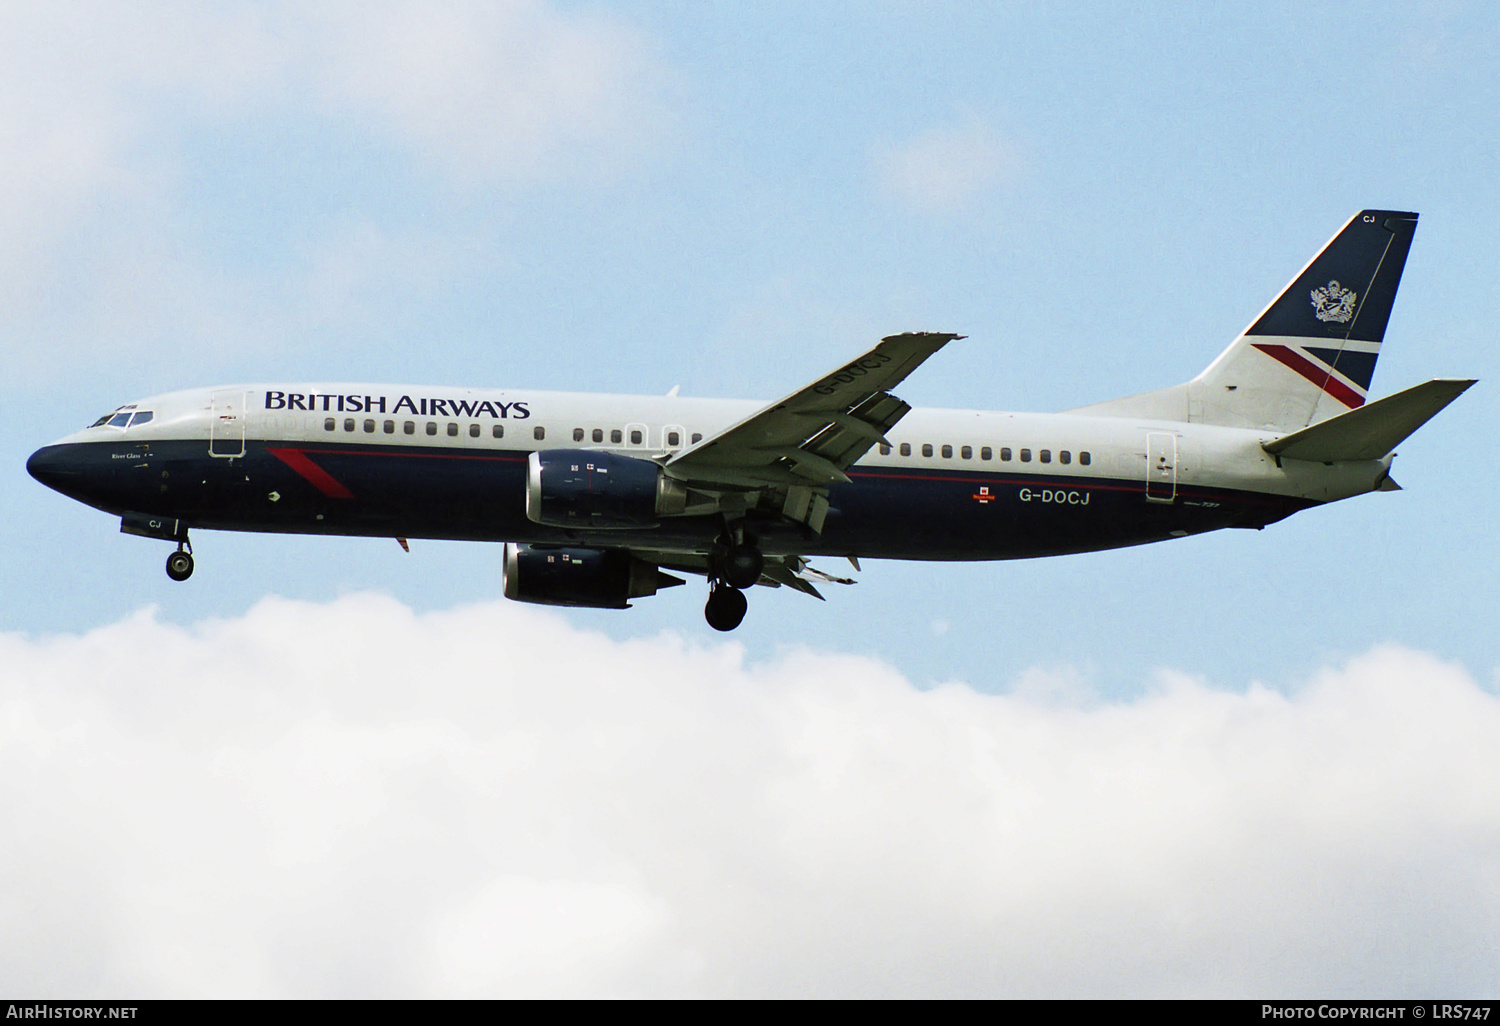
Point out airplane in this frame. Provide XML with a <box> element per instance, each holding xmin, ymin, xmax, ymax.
<box><xmin>27</xmin><ymin>209</ymin><xmax>1474</xmax><ymax>631</ymax></box>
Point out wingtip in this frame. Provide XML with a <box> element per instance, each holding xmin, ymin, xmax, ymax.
<box><xmin>1433</xmin><ymin>377</ymin><xmax>1478</xmax><ymax>395</ymax></box>
<box><xmin>879</xmin><ymin>331</ymin><xmax>966</xmax><ymax>344</ymax></box>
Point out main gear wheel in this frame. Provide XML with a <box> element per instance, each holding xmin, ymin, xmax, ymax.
<box><xmin>704</xmin><ymin>583</ymin><xmax>748</xmax><ymax>631</ymax></box>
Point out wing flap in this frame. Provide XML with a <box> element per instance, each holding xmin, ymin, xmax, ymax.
<box><xmin>628</xmin><ymin>549</ymin><xmax>857</xmax><ymax>602</ymax></box>
<box><xmin>761</xmin><ymin>559</ymin><xmax>825</xmax><ymax>599</ymax></box>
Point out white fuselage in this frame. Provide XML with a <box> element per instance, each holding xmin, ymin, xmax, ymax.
<box><xmin>60</xmin><ymin>383</ymin><xmax>1391</xmax><ymax>508</ymax></box>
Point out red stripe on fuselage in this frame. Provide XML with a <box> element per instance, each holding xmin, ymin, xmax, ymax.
<box><xmin>845</xmin><ymin>469</ymin><xmax>1311</xmax><ymax>511</ymax></box>
<box><xmin>267</xmin><ymin>448</ymin><xmax>357</xmax><ymax>499</ymax></box>
<box><xmin>1251</xmin><ymin>343</ymin><xmax>1365</xmax><ymax>409</ymax></box>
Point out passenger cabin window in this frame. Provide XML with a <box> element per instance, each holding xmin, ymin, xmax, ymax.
<box><xmin>922</xmin><ymin>443</ymin><xmax>934</xmax><ymax>457</ymax></box>
<box><xmin>960</xmin><ymin>445</ymin><xmax>972</xmax><ymax>460</ymax></box>
<box><xmin>426</xmin><ymin>422</ymin><xmax>437</xmax><ymax>436</ymax></box>
<box><xmin>630</xmin><ymin>429</ymin><xmax>643</xmax><ymax>445</ymax></box>
<box><xmin>384</xmin><ymin>420</ymin><xmax>395</xmax><ymax>434</ymax></box>
<box><xmin>900</xmin><ymin>443</ymin><xmax>911</xmax><ymax>456</ymax></box>
<box><xmin>534</xmin><ymin>426</ymin><xmax>546</xmax><ymax>441</ymax></box>
<box><xmin>344</xmin><ymin>418</ymin><xmax>355</xmax><ymax>432</ymax></box>
<box><xmin>364</xmin><ymin>419</ymin><xmax>375</xmax><ymax>433</ymax></box>
<box><xmin>404</xmin><ymin>422</ymin><xmax>415</xmax><ymax>435</ymax></box>
<box><xmin>447</xmin><ymin>423</ymin><xmax>458</xmax><ymax>437</ymax></box>
<box><xmin>691</xmin><ymin>433</ymin><xmax>702</xmax><ymax>444</ymax></box>
<box><xmin>941</xmin><ymin>444</ymin><xmax>953</xmax><ymax>459</ymax></box>
<box><xmin>879</xmin><ymin>443</ymin><xmax>891</xmax><ymax>455</ymax></box>
<box><xmin>611</xmin><ymin>429</ymin><xmax>623</xmax><ymax>444</ymax></box>
<box><xmin>469</xmin><ymin>423</ymin><xmax>480</xmax><ymax>438</ymax></box>
<box><xmin>592</xmin><ymin>429</ymin><xmax>604</xmax><ymax>443</ymax></box>
<box><xmin>573</xmin><ymin>428</ymin><xmax>585</xmax><ymax>442</ymax></box>
<box><xmin>492</xmin><ymin>425</ymin><xmax>504</xmax><ymax>439</ymax></box>
<box><xmin>981</xmin><ymin>446</ymin><xmax>992</xmax><ymax>461</ymax></box>
<box><xmin>1020</xmin><ymin>448</ymin><xmax>1031</xmax><ymax>462</ymax></box>
<box><xmin>325</xmin><ymin>418</ymin><xmax>336</xmax><ymax>431</ymax></box>
<box><xmin>1059</xmin><ymin>451</ymin><xmax>1071</xmax><ymax>465</ymax></box>
<box><xmin>1080</xmin><ymin>451</ymin><xmax>1091</xmax><ymax>466</ymax></box>
<box><xmin>1001</xmin><ymin>447</ymin><xmax>1012</xmax><ymax>461</ymax></box>
<box><xmin>1040</xmin><ymin>449</ymin><xmax>1051</xmax><ymax>464</ymax></box>
<box><xmin>667</xmin><ymin>430</ymin><xmax>681</xmax><ymax>447</ymax></box>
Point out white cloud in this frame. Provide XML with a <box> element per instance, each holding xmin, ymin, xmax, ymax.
<box><xmin>0</xmin><ymin>2</ymin><xmax>293</xmax><ymax>277</ymax></box>
<box><xmin>876</xmin><ymin>119</ymin><xmax>1014</xmax><ymax>214</ymax></box>
<box><xmin>0</xmin><ymin>1</ymin><xmax>674</xmax><ymax>381</ymax></box>
<box><xmin>2</xmin><ymin>594</ymin><xmax>1498</xmax><ymax>996</ymax></box>
<box><xmin>0</xmin><ymin>0</ymin><xmax>667</xmax><ymax>220</ymax></box>
<box><xmin>307</xmin><ymin>0</ymin><xmax>673</xmax><ymax>184</ymax></box>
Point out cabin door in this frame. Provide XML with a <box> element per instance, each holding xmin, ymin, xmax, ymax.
<box><xmin>1145</xmin><ymin>432</ymin><xmax>1176</xmax><ymax>502</ymax></box>
<box><xmin>209</xmin><ymin>390</ymin><xmax>246</xmax><ymax>458</ymax></box>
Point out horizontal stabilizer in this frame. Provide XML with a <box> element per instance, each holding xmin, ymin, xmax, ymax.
<box><xmin>1263</xmin><ymin>378</ymin><xmax>1475</xmax><ymax>462</ymax></box>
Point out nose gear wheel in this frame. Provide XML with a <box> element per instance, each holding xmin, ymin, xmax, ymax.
<box><xmin>165</xmin><ymin>547</ymin><xmax>194</xmax><ymax>582</ymax></box>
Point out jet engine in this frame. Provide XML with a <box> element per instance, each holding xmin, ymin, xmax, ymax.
<box><xmin>502</xmin><ymin>543</ymin><xmax>684</xmax><ymax>609</ymax></box>
<box><xmin>525</xmin><ymin>450</ymin><xmax>692</xmax><ymax>530</ymax></box>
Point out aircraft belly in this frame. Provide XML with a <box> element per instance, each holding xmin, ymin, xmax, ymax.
<box><xmin>189</xmin><ymin>440</ymin><xmax>537</xmax><ymax>540</ymax></box>
<box><xmin>819</xmin><ymin>468</ymin><xmax>1309</xmax><ymax>560</ymax></box>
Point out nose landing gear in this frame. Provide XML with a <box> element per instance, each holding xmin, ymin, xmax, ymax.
<box><xmin>119</xmin><ymin>514</ymin><xmax>195</xmax><ymax>582</ymax></box>
<box><xmin>165</xmin><ymin>542</ymin><xmax>194</xmax><ymax>582</ymax></box>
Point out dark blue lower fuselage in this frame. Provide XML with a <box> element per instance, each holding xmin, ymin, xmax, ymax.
<box><xmin>28</xmin><ymin>438</ymin><xmax>1313</xmax><ymax>562</ymax></box>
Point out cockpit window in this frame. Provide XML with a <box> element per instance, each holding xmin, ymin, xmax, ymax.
<box><xmin>91</xmin><ymin>404</ymin><xmax>136</xmax><ymax>428</ymax></box>
<box><xmin>129</xmin><ymin>411</ymin><xmax>153</xmax><ymax>427</ymax></box>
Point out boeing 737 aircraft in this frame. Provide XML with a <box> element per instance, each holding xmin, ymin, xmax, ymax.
<box><xmin>28</xmin><ymin>210</ymin><xmax>1474</xmax><ymax>630</ymax></box>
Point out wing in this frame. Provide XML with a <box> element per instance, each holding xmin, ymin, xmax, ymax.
<box><xmin>665</xmin><ymin>331</ymin><xmax>961</xmax><ymax>532</ymax></box>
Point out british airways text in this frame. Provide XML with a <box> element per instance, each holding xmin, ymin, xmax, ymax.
<box><xmin>264</xmin><ymin>392</ymin><xmax>530</xmax><ymax>419</ymax></box>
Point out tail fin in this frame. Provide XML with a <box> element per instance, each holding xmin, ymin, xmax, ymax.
<box><xmin>1072</xmin><ymin>210</ymin><xmax>1419</xmax><ymax>431</ymax></box>
<box><xmin>1204</xmin><ymin>209</ymin><xmax>1418</xmax><ymax>429</ymax></box>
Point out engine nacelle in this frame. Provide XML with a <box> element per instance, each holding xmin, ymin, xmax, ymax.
<box><xmin>503</xmin><ymin>543</ymin><xmax>684</xmax><ymax>609</ymax></box>
<box><xmin>525</xmin><ymin>449</ymin><xmax>689</xmax><ymax>529</ymax></box>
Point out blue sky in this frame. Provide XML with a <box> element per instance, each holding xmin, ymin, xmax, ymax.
<box><xmin>2</xmin><ymin>2</ymin><xmax>1498</xmax><ymax>995</ymax></box>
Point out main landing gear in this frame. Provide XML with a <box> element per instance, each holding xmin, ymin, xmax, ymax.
<box><xmin>704</xmin><ymin>582</ymin><xmax>748</xmax><ymax>632</ymax></box>
<box><xmin>720</xmin><ymin>542</ymin><xmax>763</xmax><ymax>590</ymax></box>
<box><xmin>165</xmin><ymin>541</ymin><xmax>194</xmax><ymax>582</ymax></box>
<box><xmin>703</xmin><ymin>529</ymin><xmax>763</xmax><ymax>632</ymax></box>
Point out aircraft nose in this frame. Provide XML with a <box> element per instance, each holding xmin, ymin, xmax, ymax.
<box><xmin>27</xmin><ymin>444</ymin><xmax>81</xmax><ymax>493</ymax></box>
